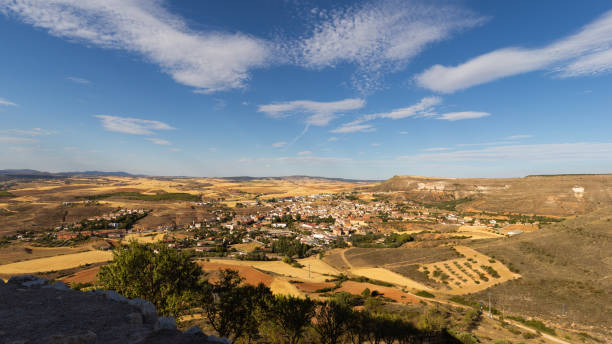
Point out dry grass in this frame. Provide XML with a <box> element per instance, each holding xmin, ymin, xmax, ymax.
<box><xmin>205</xmin><ymin>259</ymin><xmax>331</xmax><ymax>283</ymax></box>
<box><xmin>232</xmin><ymin>242</ymin><xmax>263</xmax><ymax>253</ymax></box>
<box><xmin>349</xmin><ymin>267</ymin><xmax>432</xmax><ymax>292</ymax></box>
<box><xmin>0</xmin><ymin>250</ymin><xmax>113</xmax><ymax>275</ymax></box>
<box><xmin>296</xmin><ymin>256</ymin><xmax>341</xmax><ymax>276</ymax></box>
<box><xmin>270</xmin><ymin>277</ymin><xmax>304</xmax><ymax>297</ymax></box>
<box><xmin>468</xmin><ymin>208</ymin><xmax>612</xmax><ymax>335</ymax></box>
<box><xmin>122</xmin><ymin>232</ymin><xmax>165</xmax><ymax>244</ymax></box>
<box><xmin>337</xmin><ymin>281</ymin><xmax>419</xmax><ymax>304</ymax></box>
<box><xmin>0</xmin><ymin>243</ymin><xmax>91</xmax><ymax>265</ymax></box>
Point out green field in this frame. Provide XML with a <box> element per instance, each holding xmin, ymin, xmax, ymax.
<box><xmin>0</xmin><ymin>191</ymin><xmax>15</xmax><ymax>197</ymax></box>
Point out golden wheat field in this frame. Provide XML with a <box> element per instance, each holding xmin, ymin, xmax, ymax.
<box><xmin>348</xmin><ymin>267</ymin><xmax>433</xmax><ymax>292</ymax></box>
<box><xmin>205</xmin><ymin>258</ymin><xmax>335</xmax><ymax>283</ymax></box>
<box><xmin>0</xmin><ymin>250</ymin><xmax>113</xmax><ymax>275</ymax></box>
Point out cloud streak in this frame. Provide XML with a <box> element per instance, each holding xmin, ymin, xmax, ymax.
<box><xmin>416</xmin><ymin>10</ymin><xmax>612</xmax><ymax>93</ymax></box>
<box><xmin>0</xmin><ymin>0</ymin><xmax>270</xmax><ymax>93</ymax></box>
<box><xmin>67</xmin><ymin>76</ymin><xmax>91</xmax><ymax>85</ymax></box>
<box><xmin>0</xmin><ymin>97</ymin><xmax>17</xmax><ymax>106</ymax></box>
<box><xmin>436</xmin><ymin>111</ymin><xmax>490</xmax><ymax>121</ymax></box>
<box><xmin>399</xmin><ymin>142</ymin><xmax>612</xmax><ymax>162</ymax></box>
<box><xmin>332</xmin><ymin>96</ymin><xmax>487</xmax><ymax>133</ymax></box>
<box><xmin>258</xmin><ymin>98</ymin><xmax>365</xmax><ymax>126</ymax></box>
<box><xmin>94</xmin><ymin>115</ymin><xmax>174</xmax><ymax>135</ymax></box>
<box><xmin>146</xmin><ymin>138</ymin><xmax>171</xmax><ymax>145</ymax></box>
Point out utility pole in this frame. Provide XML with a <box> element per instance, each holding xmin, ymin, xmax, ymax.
<box><xmin>488</xmin><ymin>292</ymin><xmax>492</xmax><ymax>318</ymax></box>
<box><xmin>308</xmin><ymin>264</ymin><xmax>311</xmax><ymax>280</ymax></box>
<box><xmin>562</xmin><ymin>303</ymin><xmax>566</xmax><ymax>316</ymax></box>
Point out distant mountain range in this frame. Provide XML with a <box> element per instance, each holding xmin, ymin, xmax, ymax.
<box><xmin>0</xmin><ymin>170</ymin><xmax>380</xmax><ymax>182</ymax></box>
<box><xmin>0</xmin><ymin>169</ymin><xmax>139</xmax><ymax>178</ymax></box>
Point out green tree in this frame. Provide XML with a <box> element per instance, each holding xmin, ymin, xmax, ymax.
<box><xmin>314</xmin><ymin>301</ymin><xmax>352</xmax><ymax>344</ymax></box>
<box><xmin>97</xmin><ymin>241</ymin><xmax>202</xmax><ymax>317</ymax></box>
<box><xmin>416</xmin><ymin>307</ymin><xmax>448</xmax><ymax>333</ymax></box>
<box><xmin>346</xmin><ymin>311</ymin><xmax>374</xmax><ymax>344</ymax></box>
<box><xmin>264</xmin><ymin>295</ymin><xmax>316</xmax><ymax>344</ymax></box>
<box><xmin>201</xmin><ymin>269</ymin><xmax>272</xmax><ymax>343</ymax></box>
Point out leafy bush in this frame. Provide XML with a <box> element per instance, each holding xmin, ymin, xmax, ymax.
<box><xmin>98</xmin><ymin>241</ymin><xmax>203</xmax><ymax>317</ymax></box>
<box><xmin>416</xmin><ymin>290</ymin><xmax>435</xmax><ymax>298</ymax></box>
<box><xmin>507</xmin><ymin>316</ymin><xmax>556</xmax><ymax>335</ymax></box>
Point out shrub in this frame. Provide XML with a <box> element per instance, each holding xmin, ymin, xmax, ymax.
<box><xmin>455</xmin><ymin>332</ymin><xmax>479</xmax><ymax>344</ymax></box>
<box><xmin>522</xmin><ymin>332</ymin><xmax>538</xmax><ymax>339</ymax></box>
<box><xmin>415</xmin><ymin>290</ymin><xmax>435</xmax><ymax>298</ymax></box>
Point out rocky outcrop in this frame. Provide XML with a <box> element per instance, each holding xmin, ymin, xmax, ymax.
<box><xmin>0</xmin><ymin>275</ymin><xmax>229</xmax><ymax>344</ymax></box>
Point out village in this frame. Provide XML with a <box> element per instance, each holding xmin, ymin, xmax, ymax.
<box><xmin>5</xmin><ymin>192</ymin><xmax>547</xmax><ymax>258</ymax></box>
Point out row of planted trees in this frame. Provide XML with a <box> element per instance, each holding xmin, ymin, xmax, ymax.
<box><xmin>97</xmin><ymin>242</ymin><xmax>459</xmax><ymax>344</ymax></box>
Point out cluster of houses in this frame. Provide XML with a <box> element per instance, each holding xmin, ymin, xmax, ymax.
<box><xmin>54</xmin><ymin>208</ymin><xmax>147</xmax><ymax>240</ymax></box>
<box><xmin>13</xmin><ymin>193</ymin><xmax>536</xmax><ymax>248</ymax></box>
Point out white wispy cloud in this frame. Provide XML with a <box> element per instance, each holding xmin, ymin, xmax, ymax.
<box><xmin>94</xmin><ymin>115</ymin><xmax>174</xmax><ymax>135</ymax></box>
<box><xmin>437</xmin><ymin>111</ymin><xmax>490</xmax><ymax>121</ymax></box>
<box><xmin>146</xmin><ymin>138</ymin><xmax>171</xmax><ymax>145</ymax></box>
<box><xmin>328</xmin><ymin>137</ymin><xmax>338</xmax><ymax>141</ymax></box>
<box><xmin>0</xmin><ymin>136</ymin><xmax>37</xmax><ymax>144</ymax></box>
<box><xmin>272</xmin><ymin>141</ymin><xmax>288</xmax><ymax>148</ymax></box>
<box><xmin>330</xmin><ymin>122</ymin><xmax>375</xmax><ymax>134</ymax></box>
<box><xmin>0</xmin><ymin>128</ymin><xmax>54</xmax><ymax>136</ymax></box>
<box><xmin>240</xmin><ymin>155</ymin><xmax>352</xmax><ymax>165</ymax></box>
<box><xmin>0</xmin><ymin>97</ymin><xmax>17</xmax><ymax>106</ymax></box>
<box><xmin>258</xmin><ymin>98</ymin><xmax>365</xmax><ymax>126</ymax></box>
<box><xmin>333</xmin><ymin>96</ymin><xmax>486</xmax><ymax>132</ymax></box>
<box><xmin>298</xmin><ymin>150</ymin><xmax>312</xmax><ymax>156</ymax></box>
<box><xmin>505</xmin><ymin>134</ymin><xmax>533</xmax><ymax>140</ymax></box>
<box><xmin>416</xmin><ymin>10</ymin><xmax>612</xmax><ymax>93</ymax></box>
<box><xmin>332</xmin><ymin>96</ymin><xmax>440</xmax><ymax>133</ymax></box>
<box><xmin>371</xmin><ymin>143</ymin><xmax>380</xmax><ymax>147</ymax></box>
<box><xmin>297</xmin><ymin>0</ymin><xmax>484</xmax><ymax>91</ymax></box>
<box><xmin>362</xmin><ymin>96</ymin><xmax>441</xmax><ymax>120</ymax></box>
<box><xmin>424</xmin><ymin>147</ymin><xmax>450</xmax><ymax>152</ymax></box>
<box><xmin>399</xmin><ymin>142</ymin><xmax>612</xmax><ymax>162</ymax></box>
<box><xmin>67</xmin><ymin>76</ymin><xmax>91</xmax><ymax>85</ymax></box>
<box><xmin>0</xmin><ymin>0</ymin><xmax>270</xmax><ymax>93</ymax></box>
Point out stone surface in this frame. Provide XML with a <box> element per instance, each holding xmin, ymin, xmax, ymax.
<box><xmin>126</xmin><ymin>312</ymin><xmax>143</xmax><ymax>325</ymax></box>
<box><xmin>1</xmin><ymin>280</ymin><xmax>229</xmax><ymax>343</ymax></box>
<box><xmin>155</xmin><ymin>317</ymin><xmax>177</xmax><ymax>331</ymax></box>
<box><xmin>48</xmin><ymin>330</ymin><xmax>97</xmax><ymax>344</ymax></box>
<box><xmin>43</xmin><ymin>281</ymin><xmax>70</xmax><ymax>291</ymax></box>
<box><xmin>128</xmin><ymin>298</ymin><xmax>158</xmax><ymax>324</ymax></box>
<box><xmin>184</xmin><ymin>326</ymin><xmax>203</xmax><ymax>336</ymax></box>
<box><xmin>207</xmin><ymin>335</ymin><xmax>231</xmax><ymax>344</ymax></box>
<box><xmin>8</xmin><ymin>274</ymin><xmax>48</xmax><ymax>287</ymax></box>
<box><xmin>104</xmin><ymin>290</ymin><xmax>128</xmax><ymax>303</ymax></box>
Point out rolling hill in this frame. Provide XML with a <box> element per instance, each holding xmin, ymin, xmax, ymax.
<box><xmin>371</xmin><ymin>174</ymin><xmax>612</xmax><ymax>216</ymax></box>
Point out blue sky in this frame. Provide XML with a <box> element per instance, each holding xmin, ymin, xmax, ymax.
<box><xmin>1</xmin><ymin>0</ymin><xmax>611</xmax><ymax>179</ymax></box>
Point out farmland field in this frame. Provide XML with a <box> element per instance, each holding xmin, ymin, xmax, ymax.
<box><xmin>204</xmin><ymin>258</ymin><xmax>335</xmax><ymax>283</ymax></box>
<box><xmin>418</xmin><ymin>246</ymin><xmax>521</xmax><ymax>294</ymax></box>
<box><xmin>0</xmin><ymin>250</ymin><xmax>113</xmax><ymax>275</ymax></box>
